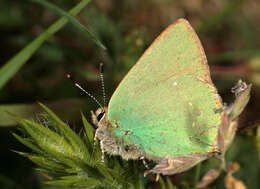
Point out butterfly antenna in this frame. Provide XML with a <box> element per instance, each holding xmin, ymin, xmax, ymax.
<box><xmin>91</xmin><ymin>63</ymin><xmax>107</xmax><ymax>163</ymax></box>
<box><xmin>99</xmin><ymin>63</ymin><xmax>107</xmax><ymax>107</ymax></box>
<box><xmin>66</xmin><ymin>73</ymin><xmax>105</xmax><ymax>112</ymax></box>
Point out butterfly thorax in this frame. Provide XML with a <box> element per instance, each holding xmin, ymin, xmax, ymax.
<box><xmin>91</xmin><ymin>108</ymin><xmax>145</xmax><ymax>160</ymax></box>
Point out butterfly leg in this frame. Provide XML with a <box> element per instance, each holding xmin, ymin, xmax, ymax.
<box><xmin>140</xmin><ymin>156</ymin><xmax>149</xmax><ymax>169</ymax></box>
<box><xmin>90</xmin><ymin>129</ymin><xmax>98</xmax><ymax>161</ymax></box>
<box><xmin>155</xmin><ymin>174</ymin><xmax>160</xmax><ymax>182</ymax></box>
<box><xmin>100</xmin><ymin>140</ymin><xmax>105</xmax><ymax>163</ymax></box>
<box><xmin>91</xmin><ymin>110</ymin><xmax>107</xmax><ymax>163</ymax></box>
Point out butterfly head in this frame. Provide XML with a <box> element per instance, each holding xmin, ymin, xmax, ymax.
<box><xmin>91</xmin><ymin>107</ymin><xmax>109</xmax><ymax>128</ymax></box>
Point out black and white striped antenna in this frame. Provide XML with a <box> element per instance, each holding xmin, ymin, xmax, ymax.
<box><xmin>66</xmin><ymin>73</ymin><xmax>105</xmax><ymax>113</ymax></box>
<box><xmin>99</xmin><ymin>62</ymin><xmax>107</xmax><ymax>107</ymax></box>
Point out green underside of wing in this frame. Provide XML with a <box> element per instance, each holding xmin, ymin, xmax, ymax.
<box><xmin>108</xmin><ymin>19</ymin><xmax>222</xmax><ymax>159</ymax></box>
<box><xmin>109</xmin><ymin>76</ymin><xmax>221</xmax><ymax>158</ymax></box>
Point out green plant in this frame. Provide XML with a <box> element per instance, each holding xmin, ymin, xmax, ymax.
<box><xmin>12</xmin><ymin>103</ymin><xmax>147</xmax><ymax>188</ymax></box>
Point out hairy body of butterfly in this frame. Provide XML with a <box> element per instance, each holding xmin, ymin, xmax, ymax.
<box><xmin>92</xmin><ymin>108</ymin><xmax>145</xmax><ymax>160</ymax></box>
<box><xmin>91</xmin><ymin>19</ymin><xmax>251</xmax><ymax>176</ymax></box>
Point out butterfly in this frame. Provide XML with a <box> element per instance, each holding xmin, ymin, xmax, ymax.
<box><xmin>88</xmin><ymin>18</ymin><xmax>250</xmax><ymax>176</ymax></box>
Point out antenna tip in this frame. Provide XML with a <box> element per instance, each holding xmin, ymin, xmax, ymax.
<box><xmin>66</xmin><ymin>73</ymin><xmax>71</xmax><ymax>79</ymax></box>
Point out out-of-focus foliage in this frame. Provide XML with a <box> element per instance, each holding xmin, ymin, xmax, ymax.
<box><xmin>0</xmin><ymin>0</ymin><xmax>98</xmax><ymax>89</ymax></box>
<box><xmin>0</xmin><ymin>0</ymin><xmax>260</xmax><ymax>188</ymax></box>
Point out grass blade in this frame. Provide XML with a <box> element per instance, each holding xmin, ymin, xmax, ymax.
<box><xmin>0</xmin><ymin>0</ymin><xmax>91</xmax><ymax>89</ymax></box>
<box><xmin>30</xmin><ymin>0</ymin><xmax>106</xmax><ymax>50</ymax></box>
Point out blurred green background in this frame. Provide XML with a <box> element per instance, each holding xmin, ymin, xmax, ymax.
<box><xmin>0</xmin><ymin>0</ymin><xmax>260</xmax><ymax>188</ymax></box>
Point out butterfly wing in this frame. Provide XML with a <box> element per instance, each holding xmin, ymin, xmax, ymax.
<box><xmin>108</xmin><ymin>19</ymin><xmax>222</xmax><ymax>158</ymax></box>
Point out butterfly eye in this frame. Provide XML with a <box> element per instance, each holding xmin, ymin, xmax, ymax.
<box><xmin>124</xmin><ymin>146</ymin><xmax>130</xmax><ymax>152</ymax></box>
<box><xmin>97</xmin><ymin>111</ymin><xmax>105</xmax><ymax>122</ymax></box>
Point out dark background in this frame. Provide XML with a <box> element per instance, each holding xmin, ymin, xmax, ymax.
<box><xmin>0</xmin><ymin>0</ymin><xmax>259</xmax><ymax>188</ymax></box>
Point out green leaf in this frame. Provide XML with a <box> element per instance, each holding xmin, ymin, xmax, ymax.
<box><xmin>166</xmin><ymin>177</ymin><xmax>176</xmax><ymax>189</ymax></box>
<box><xmin>81</xmin><ymin>112</ymin><xmax>95</xmax><ymax>147</ymax></box>
<box><xmin>30</xmin><ymin>0</ymin><xmax>106</xmax><ymax>50</ymax></box>
<box><xmin>38</xmin><ymin>102</ymin><xmax>91</xmax><ymax>162</ymax></box>
<box><xmin>95</xmin><ymin>165</ymin><xmax>115</xmax><ymax>183</ymax></box>
<box><xmin>12</xmin><ymin>133</ymin><xmax>42</xmax><ymax>154</ymax></box>
<box><xmin>45</xmin><ymin>175</ymin><xmax>101</xmax><ymax>188</ymax></box>
<box><xmin>193</xmin><ymin>163</ymin><xmax>201</xmax><ymax>187</ymax></box>
<box><xmin>257</xmin><ymin>125</ymin><xmax>260</xmax><ymax>159</ymax></box>
<box><xmin>27</xmin><ymin>154</ymin><xmax>66</xmax><ymax>172</ymax></box>
<box><xmin>12</xmin><ymin>114</ymin><xmax>83</xmax><ymax>168</ymax></box>
<box><xmin>159</xmin><ymin>175</ymin><xmax>166</xmax><ymax>189</ymax></box>
<box><xmin>0</xmin><ymin>0</ymin><xmax>91</xmax><ymax>89</ymax></box>
<box><xmin>24</xmin><ymin>121</ymin><xmax>78</xmax><ymax>167</ymax></box>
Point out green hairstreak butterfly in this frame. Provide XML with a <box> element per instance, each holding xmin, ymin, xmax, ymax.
<box><xmin>91</xmin><ymin>18</ymin><xmax>251</xmax><ymax>176</ymax></box>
